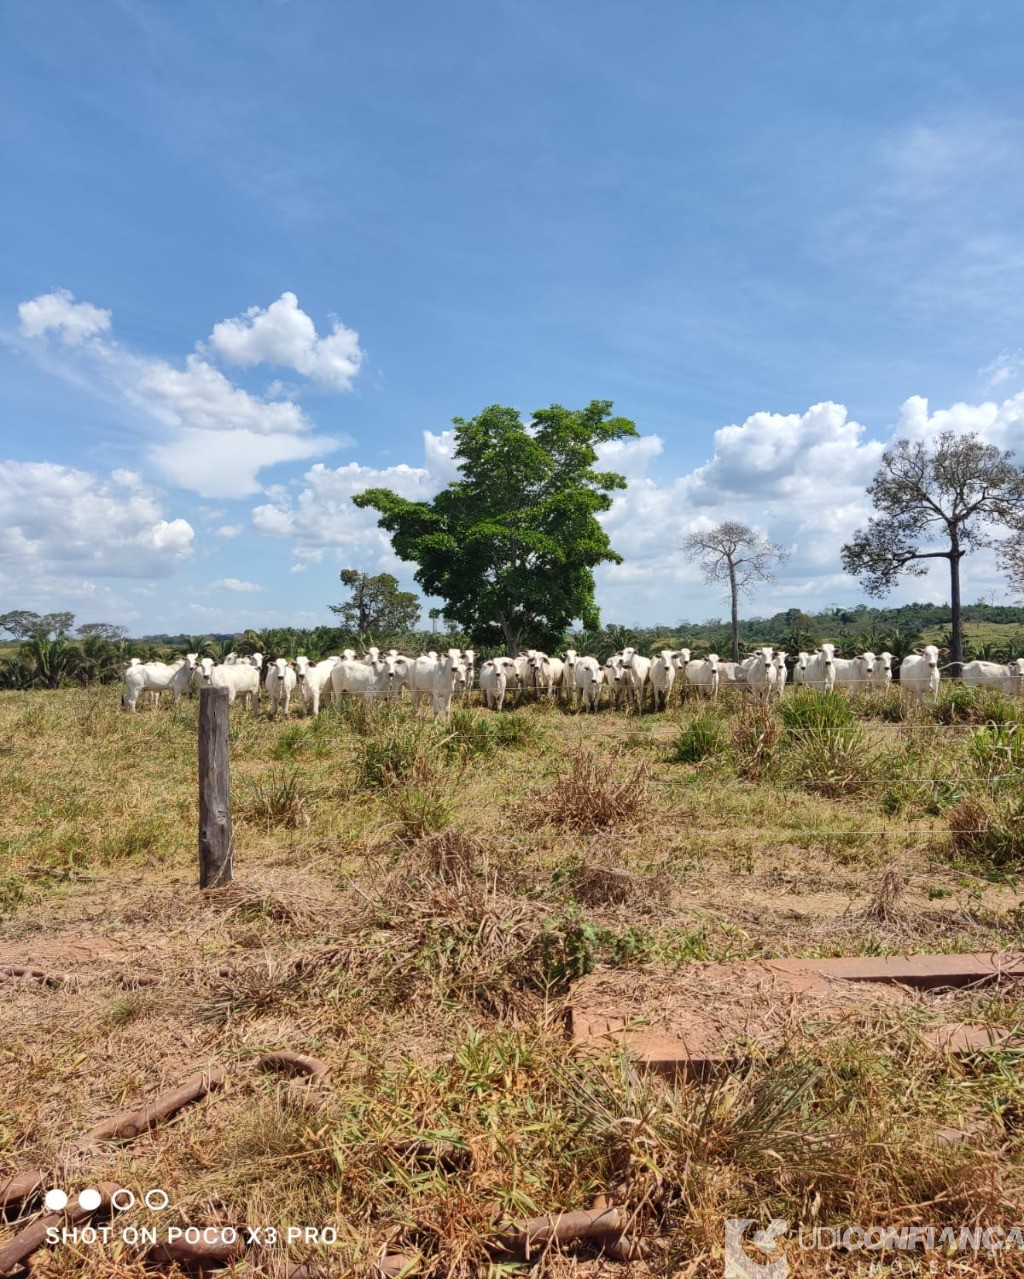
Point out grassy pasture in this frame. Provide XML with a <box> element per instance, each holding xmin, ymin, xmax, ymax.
<box><xmin>3</xmin><ymin>684</ymin><xmax>1024</xmax><ymax>1276</ymax></box>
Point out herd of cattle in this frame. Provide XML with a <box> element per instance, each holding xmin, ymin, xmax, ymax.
<box><xmin>120</xmin><ymin>641</ymin><xmax>1024</xmax><ymax>717</ymax></box>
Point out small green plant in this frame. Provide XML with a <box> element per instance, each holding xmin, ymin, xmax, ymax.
<box><xmin>0</xmin><ymin>874</ymin><xmax>26</xmax><ymax>917</ymax></box>
<box><xmin>930</xmin><ymin>684</ymin><xmax>1019</xmax><ymax>725</ymax></box>
<box><xmin>385</xmin><ymin>772</ymin><xmax>456</xmax><ymax>842</ymax></box>
<box><xmin>243</xmin><ymin>768</ymin><xmax>308</xmax><ymax>828</ymax></box>
<box><xmin>777</xmin><ymin>688</ymin><xmax>856</xmax><ymax>732</ymax></box>
<box><xmin>671</xmin><ymin>712</ymin><xmax>728</xmax><ymax>764</ymax></box>
<box><xmin>539</xmin><ymin>905</ymin><xmax>601</xmax><ymax>983</ymax></box>
<box><xmin>968</xmin><ymin>722</ymin><xmax>1024</xmax><ymax>779</ymax></box>
<box><xmin>947</xmin><ymin>796</ymin><xmax>1024</xmax><ymax>869</ymax></box>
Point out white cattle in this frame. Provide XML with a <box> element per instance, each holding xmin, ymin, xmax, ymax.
<box><xmin>197</xmin><ymin>659</ymin><xmax>261</xmax><ymax>710</ymax></box>
<box><xmin>480</xmin><ymin>657</ymin><xmax>518</xmax><ymax>711</ymax></box>
<box><xmin>771</xmin><ymin>650</ymin><xmax>788</xmax><ymax>699</ymax></box>
<box><xmin>122</xmin><ymin>656</ymin><xmax>197</xmax><ymax>712</ymax></box>
<box><xmin>962</xmin><ymin>659</ymin><xmax>1024</xmax><ymax>696</ymax></box>
<box><xmin>716</xmin><ymin>661</ymin><xmax>745</xmax><ymax>687</ymax></box>
<box><xmin>802</xmin><ymin>643</ymin><xmax>837</xmax><ymax>693</ymax></box>
<box><xmin>430</xmin><ymin>649</ymin><xmax>463</xmax><ymax>719</ymax></box>
<box><xmin>831</xmin><ymin>657</ymin><xmax>858</xmax><ymax>694</ymax></box>
<box><xmin>792</xmin><ymin>652</ymin><xmax>810</xmax><ymax>687</ymax></box>
<box><xmin>684</xmin><ymin>653</ymin><xmax>721</xmax><ymax>698</ymax></box>
<box><xmin>619</xmin><ymin>647</ymin><xmax>652</xmax><ymax>711</ymax></box>
<box><xmin>406</xmin><ymin>654</ymin><xmax>442</xmax><ymax>712</ymax></box>
<box><xmin>331</xmin><ymin>653</ymin><xmax>394</xmax><ymax>704</ymax></box>
<box><xmin>223</xmin><ymin>652</ymin><xmax>240</xmax><ymax>665</ymax></box>
<box><xmin>265</xmin><ymin>658</ymin><xmax>298</xmax><ymax>718</ymax></box>
<box><xmin>849</xmin><ymin>651</ymin><xmax>876</xmax><ymax>694</ymax></box>
<box><xmin>870</xmin><ymin>651</ymin><xmax>893</xmax><ymax>692</ymax></box>
<box><xmin>561</xmin><ymin>649</ymin><xmax>580</xmax><ymax>705</ymax></box>
<box><xmin>899</xmin><ymin>645</ymin><xmax>945</xmax><ymax>703</ymax></box>
<box><xmin>574</xmin><ymin>656</ymin><xmax>603</xmax><ymax>712</ymax></box>
<box><xmin>740</xmin><ymin>647</ymin><xmax>776</xmax><ymax>703</ymax></box>
<box><xmin>295</xmin><ymin>655</ymin><xmax>340</xmax><ymax>715</ymax></box>
<box><xmin>603</xmin><ymin>652</ymin><xmax>626</xmax><ymax>709</ymax></box>
<box><xmin>528</xmin><ymin>652</ymin><xmax>565</xmax><ymax>700</ymax></box>
<box><xmin>650</xmin><ymin>650</ymin><xmax>676</xmax><ymax>711</ymax></box>
<box><xmin>458</xmin><ymin>649</ymin><xmax>476</xmax><ymax>699</ymax></box>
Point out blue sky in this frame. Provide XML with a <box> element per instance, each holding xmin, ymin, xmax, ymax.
<box><xmin>3</xmin><ymin>1</ymin><xmax>1024</xmax><ymax>634</ymax></box>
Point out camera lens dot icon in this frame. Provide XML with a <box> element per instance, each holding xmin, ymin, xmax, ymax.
<box><xmin>44</xmin><ymin>1189</ymin><xmax>68</xmax><ymax>1212</ymax></box>
<box><xmin>78</xmin><ymin>1188</ymin><xmax>102</xmax><ymax>1211</ymax></box>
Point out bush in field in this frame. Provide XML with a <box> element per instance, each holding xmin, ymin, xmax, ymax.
<box><xmin>241</xmin><ymin>768</ymin><xmax>308</xmax><ymax>829</ymax></box>
<box><xmin>929</xmin><ymin>684</ymin><xmax>1019</xmax><ymax>725</ymax></box>
<box><xmin>853</xmin><ymin>688</ymin><xmax>906</xmax><ymax>722</ymax></box>
<box><xmin>531</xmin><ymin>747</ymin><xmax>649</xmax><ymax>833</ymax></box>
<box><xmin>671</xmin><ymin>711</ymin><xmax>729</xmax><ymax>763</ymax></box>
<box><xmin>968</xmin><ymin>722</ymin><xmax>1024</xmax><ymax>780</ymax></box>
<box><xmin>777</xmin><ymin>688</ymin><xmax>856</xmax><ymax>732</ymax></box>
<box><xmin>731</xmin><ymin>704</ymin><xmax>779</xmax><ymax>780</ymax></box>
<box><xmin>947</xmin><ymin>796</ymin><xmax>1024</xmax><ymax>869</ymax></box>
<box><xmin>777</xmin><ymin>689</ymin><xmax>877</xmax><ymax>796</ymax></box>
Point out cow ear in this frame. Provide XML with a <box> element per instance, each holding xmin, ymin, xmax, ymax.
<box><xmin>914</xmin><ymin>647</ymin><xmax>923</xmax><ymax>654</ymax></box>
<box><xmin>939</xmin><ymin>647</ymin><xmax>949</xmax><ymax>654</ymax></box>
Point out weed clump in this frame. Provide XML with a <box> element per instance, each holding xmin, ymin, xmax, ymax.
<box><xmin>947</xmin><ymin>796</ymin><xmax>1024</xmax><ymax>869</ymax></box>
<box><xmin>930</xmin><ymin>684</ymin><xmax>1018</xmax><ymax>725</ymax></box>
<box><xmin>671</xmin><ymin>711</ymin><xmax>729</xmax><ymax>763</ymax></box>
<box><xmin>241</xmin><ymin>768</ymin><xmax>308</xmax><ymax>828</ymax></box>
<box><xmin>530</xmin><ymin>747</ymin><xmax>649</xmax><ymax>833</ymax></box>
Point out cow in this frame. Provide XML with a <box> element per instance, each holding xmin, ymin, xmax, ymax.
<box><xmin>122</xmin><ymin>655</ymin><xmax>197</xmax><ymax>712</ymax></box>
<box><xmin>962</xmin><ymin>659</ymin><xmax>1024</xmax><ymax>696</ymax></box>
<box><xmin>850</xmin><ymin>651</ymin><xmax>876</xmax><ymax>694</ymax></box>
<box><xmin>196</xmin><ymin>658</ymin><xmax>261</xmax><ymax>710</ymax></box>
<box><xmin>527</xmin><ymin>651</ymin><xmax>564</xmax><ymax>700</ymax></box>
<box><xmin>294</xmin><ymin>655</ymin><xmax>340</xmax><ymax>715</ymax></box>
<box><xmin>771</xmin><ymin>650</ymin><xmax>788</xmax><ymax>699</ymax></box>
<box><xmin>331</xmin><ymin>653</ymin><xmax>394</xmax><ymax>704</ymax></box>
<box><xmin>650</xmin><ymin>650</ymin><xmax>676</xmax><ymax>711</ymax></box>
<box><xmin>603</xmin><ymin>652</ymin><xmax>626</xmax><ymax>709</ymax></box>
<box><xmin>899</xmin><ymin>645</ymin><xmax>946</xmax><ymax>703</ymax></box>
<box><xmin>684</xmin><ymin>653</ymin><xmax>720</xmax><ymax>698</ymax></box>
<box><xmin>561</xmin><ymin>649</ymin><xmax>580</xmax><ymax>705</ymax></box>
<box><xmin>265</xmin><ymin>657</ymin><xmax>298</xmax><ymax>718</ymax></box>
<box><xmin>619</xmin><ymin>647</ymin><xmax>652</xmax><ymax>712</ymax></box>
<box><xmin>870</xmin><ymin>651</ymin><xmax>894</xmax><ymax>692</ymax></box>
<box><xmin>740</xmin><ymin>647</ymin><xmax>776</xmax><ymax>703</ymax></box>
<box><xmin>802</xmin><ymin>643</ymin><xmax>837</xmax><ymax>693</ymax></box>
<box><xmin>480</xmin><ymin>656</ymin><xmax>518</xmax><ymax>711</ymax></box>
<box><xmin>430</xmin><ymin>649</ymin><xmax>463</xmax><ymax>719</ymax></box>
<box><xmin>574</xmin><ymin>656</ymin><xmax>604</xmax><ymax>712</ymax></box>
<box><xmin>792</xmin><ymin>652</ymin><xmax>810</xmax><ymax>688</ymax></box>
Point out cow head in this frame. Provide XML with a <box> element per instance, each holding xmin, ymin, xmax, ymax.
<box><xmin>294</xmin><ymin>656</ymin><xmax>311</xmax><ymax>682</ymax></box>
<box><xmin>859</xmin><ymin>651</ymin><xmax>876</xmax><ymax>675</ymax></box>
<box><xmin>198</xmin><ymin>657</ymin><xmax>215</xmax><ymax>684</ymax></box>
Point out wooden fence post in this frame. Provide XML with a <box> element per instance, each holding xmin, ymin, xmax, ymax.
<box><xmin>199</xmin><ymin>686</ymin><xmax>233</xmax><ymax>888</ymax></box>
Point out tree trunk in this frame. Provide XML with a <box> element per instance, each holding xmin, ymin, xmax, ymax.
<box><xmin>949</xmin><ymin>542</ymin><xmax>964</xmax><ymax>678</ymax></box>
<box><xmin>728</xmin><ymin>561</ymin><xmax>740</xmax><ymax>663</ymax></box>
<box><xmin>500</xmin><ymin>615</ymin><xmax>522</xmax><ymax>658</ymax></box>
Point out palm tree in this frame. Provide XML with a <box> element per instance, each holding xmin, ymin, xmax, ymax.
<box><xmin>20</xmin><ymin>636</ymin><xmax>84</xmax><ymax>688</ymax></box>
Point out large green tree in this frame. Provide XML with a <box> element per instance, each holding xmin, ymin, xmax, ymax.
<box><xmin>328</xmin><ymin>569</ymin><xmax>421</xmax><ymax>640</ymax></box>
<box><xmin>841</xmin><ymin>431</ymin><xmax>1024</xmax><ymax>672</ymax></box>
<box><xmin>353</xmin><ymin>401</ymin><xmax>638</xmax><ymax>654</ymax></box>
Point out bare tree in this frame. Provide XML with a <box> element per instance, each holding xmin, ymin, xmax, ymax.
<box><xmin>841</xmin><ymin>431</ymin><xmax>1024</xmax><ymax>673</ymax></box>
<box><xmin>681</xmin><ymin>522</ymin><xmax>789</xmax><ymax>661</ymax></box>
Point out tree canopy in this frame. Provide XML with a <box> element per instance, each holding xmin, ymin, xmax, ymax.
<box><xmin>353</xmin><ymin>401</ymin><xmax>638</xmax><ymax>653</ymax></box>
<box><xmin>841</xmin><ymin>431</ymin><xmax>1024</xmax><ymax>668</ymax></box>
<box><xmin>328</xmin><ymin>569</ymin><xmax>421</xmax><ymax>640</ymax></box>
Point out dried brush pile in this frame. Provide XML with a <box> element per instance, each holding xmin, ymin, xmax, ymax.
<box><xmin>530</xmin><ymin>747</ymin><xmax>650</xmax><ymax>834</ymax></box>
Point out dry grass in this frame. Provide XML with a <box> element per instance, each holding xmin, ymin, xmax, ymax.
<box><xmin>529</xmin><ymin>745</ymin><xmax>650</xmax><ymax>834</ymax></box>
<box><xmin>3</xmin><ymin>686</ymin><xmax>1024</xmax><ymax>1276</ymax></box>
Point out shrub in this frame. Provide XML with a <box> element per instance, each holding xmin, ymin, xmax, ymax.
<box><xmin>385</xmin><ymin>764</ymin><xmax>457</xmax><ymax>842</ymax></box>
<box><xmin>968</xmin><ymin>722</ymin><xmax>1024</xmax><ymax>780</ymax></box>
<box><xmin>671</xmin><ymin>712</ymin><xmax>729</xmax><ymax>763</ymax></box>
<box><xmin>442</xmin><ymin>705</ymin><xmax>499</xmax><ymax>758</ymax></box>
<box><xmin>856</xmin><ymin>688</ymin><xmax>907</xmax><ymax>722</ymax></box>
<box><xmin>785</xmin><ymin>722</ymin><xmax>878</xmax><ymax>797</ymax></box>
<box><xmin>354</xmin><ymin>715</ymin><xmax>436</xmax><ymax>789</ymax></box>
<box><xmin>777</xmin><ymin>688</ymin><xmax>856</xmax><ymax>732</ymax></box>
<box><xmin>530</xmin><ymin>747</ymin><xmax>649</xmax><ymax>833</ymax></box>
<box><xmin>929</xmin><ymin>684</ymin><xmax>1019</xmax><ymax>725</ymax></box>
<box><xmin>947</xmin><ymin>796</ymin><xmax>1024</xmax><ymax>869</ymax></box>
<box><xmin>242</xmin><ymin>768</ymin><xmax>308</xmax><ymax>829</ymax></box>
<box><xmin>732</xmin><ymin>705</ymin><xmax>779</xmax><ymax>780</ymax></box>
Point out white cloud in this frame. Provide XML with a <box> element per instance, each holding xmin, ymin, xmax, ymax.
<box><xmin>251</xmin><ymin>459</ymin><xmax>437</xmax><ymax>564</ymax></box>
<box><xmin>17</xmin><ymin>289</ymin><xmax>111</xmax><ymax>344</ymax></box>
<box><xmin>216</xmin><ymin>524</ymin><xmax>244</xmax><ymax>539</ymax></box>
<box><xmin>980</xmin><ymin>350</ymin><xmax>1024</xmax><ymax>391</ymax></box>
<box><xmin>150</xmin><ymin>425</ymin><xmax>337</xmax><ymax>499</ymax></box>
<box><xmin>206</xmin><ymin>291</ymin><xmax>365</xmax><ymax>390</ymax></box>
<box><xmin>16</xmin><ymin>289</ymin><xmax>363</xmax><ymax>497</ymax></box>
<box><xmin>0</xmin><ymin>463</ymin><xmax>194</xmax><ymax>596</ymax></box>
<box><xmin>210</xmin><ymin>577</ymin><xmax>261</xmax><ymax>593</ymax></box>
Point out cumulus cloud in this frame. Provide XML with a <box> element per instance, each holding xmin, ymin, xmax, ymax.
<box><xmin>981</xmin><ymin>351</ymin><xmax>1024</xmax><ymax>390</ymax></box>
<box><xmin>210</xmin><ymin>578</ymin><xmax>261</xmax><ymax>593</ymax></box>
<box><xmin>0</xmin><ymin>463</ymin><xmax>194</xmax><ymax>590</ymax></box>
<box><xmin>251</xmin><ymin>460</ymin><xmax>436</xmax><ymax>564</ymax></box>
<box><xmin>206</xmin><ymin>291</ymin><xmax>365</xmax><ymax>390</ymax></box>
<box><xmin>16</xmin><ymin>289</ymin><xmax>363</xmax><ymax>497</ymax></box>
<box><xmin>18</xmin><ymin>289</ymin><xmax>111</xmax><ymax>344</ymax></box>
